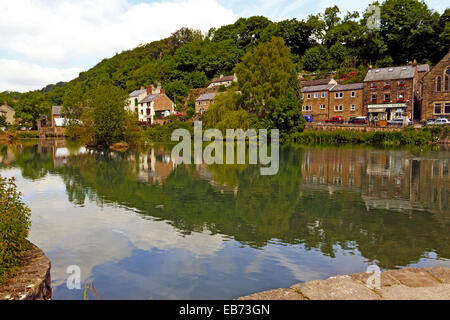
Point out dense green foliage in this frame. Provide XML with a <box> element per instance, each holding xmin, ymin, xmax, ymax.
<box><xmin>0</xmin><ymin>176</ymin><xmax>32</xmax><ymax>285</ymax></box>
<box><xmin>144</xmin><ymin>121</ymin><xmax>194</xmax><ymax>141</ymax></box>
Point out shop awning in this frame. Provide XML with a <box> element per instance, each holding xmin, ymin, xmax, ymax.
<box><xmin>368</xmin><ymin>108</ymin><xmax>386</xmax><ymax>113</ymax></box>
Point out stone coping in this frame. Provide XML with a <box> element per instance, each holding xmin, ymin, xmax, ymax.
<box><xmin>238</xmin><ymin>267</ymin><xmax>450</xmax><ymax>300</ymax></box>
<box><xmin>0</xmin><ymin>241</ymin><xmax>52</xmax><ymax>300</ymax></box>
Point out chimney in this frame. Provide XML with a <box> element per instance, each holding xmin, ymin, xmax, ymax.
<box><xmin>220</xmin><ymin>74</ymin><xmax>224</xmax><ymax>79</ymax></box>
<box><xmin>369</xmin><ymin>65</ymin><xmax>372</xmax><ymax>69</ymax></box>
<box><xmin>146</xmin><ymin>85</ymin><xmax>152</xmax><ymax>95</ymax></box>
<box><xmin>413</xmin><ymin>59</ymin><xmax>417</xmax><ymax>66</ymax></box>
<box><xmin>160</xmin><ymin>88</ymin><xmax>165</xmax><ymax>95</ymax></box>
<box><xmin>3</xmin><ymin>101</ymin><xmax>7</xmax><ymax>106</ymax></box>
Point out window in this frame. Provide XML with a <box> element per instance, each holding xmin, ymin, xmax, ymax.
<box><xmin>335</xmin><ymin>92</ymin><xmax>343</xmax><ymax>99</ymax></box>
<box><xmin>398</xmin><ymin>80</ymin><xmax>405</xmax><ymax>87</ymax></box>
<box><xmin>351</xmin><ymin>91</ymin><xmax>356</xmax><ymax>97</ymax></box>
<box><xmin>398</xmin><ymin>93</ymin><xmax>405</xmax><ymax>102</ymax></box>
<box><xmin>371</xmin><ymin>82</ymin><xmax>377</xmax><ymax>88</ymax></box>
<box><xmin>314</xmin><ymin>93</ymin><xmax>318</xmax><ymax>99</ymax></box>
<box><xmin>307</xmin><ymin>93</ymin><xmax>311</xmax><ymax>99</ymax></box>
<box><xmin>445</xmin><ymin>103</ymin><xmax>450</xmax><ymax>114</ymax></box>
<box><xmin>384</xmin><ymin>81</ymin><xmax>391</xmax><ymax>88</ymax></box>
<box><xmin>334</xmin><ymin>105</ymin><xmax>343</xmax><ymax>111</ymax></box>
<box><xmin>146</xmin><ymin>109</ymin><xmax>151</xmax><ymax>115</ymax></box>
<box><xmin>437</xmin><ymin>77</ymin><xmax>441</xmax><ymax>92</ymax></box>
<box><xmin>445</xmin><ymin>76</ymin><xmax>449</xmax><ymax>91</ymax></box>
<box><xmin>371</xmin><ymin>94</ymin><xmax>377</xmax><ymax>102</ymax></box>
<box><xmin>302</xmin><ymin>105</ymin><xmax>312</xmax><ymax>111</ymax></box>
<box><xmin>320</xmin><ymin>104</ymin><xmax>326</xmax><ymax>110</ymax></box>
<box><xmin>434</xmin><ymin>103</ymin><xmax>442</xmax><ymax>114</ymax></box>
<box><xmin>321</xmin><ymin>92</ymin><xmax>325</xmax><ymax>98</ymax></box>
<box><xmin>384</xmin><ymin>94</ymin><xmax>390</xmax><ymax>102</ymax></box>
<box><xmin>351</xmin><ymin>104</ymin><xmax>356</xmax><ymax>111</ymax></box>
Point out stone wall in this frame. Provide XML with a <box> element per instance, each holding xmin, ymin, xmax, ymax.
<box><xmin>0</xmin><ymin>242</ymin><xmax>51</xmax><ymax>300</ymax></box>
<box><xmin>304</xmin><ymin>123</ymin><xmax>404</xmax><ymax>132</ymax></box>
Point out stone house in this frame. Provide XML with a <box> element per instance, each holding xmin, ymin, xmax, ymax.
<box><xmin>136</xmin><ymin>85</ymin><xmax>175</xmax><ymax>124</ymax></box>
<box><xmin>38</xmin><ymin>106</ymin><xmax>66</xmax><ymax>137</ymax></box>
<box><xmin>195</xmin><ymin>92</ymin><xmax>219</xmax><ymax>114</ymax></box>
<box><xmin>0</xmin><ymin>102</ymin><xmax>16</xmax><ymax>124</ymax></box>
<box><xmin>301</xmin><ymin>84</ymin><xmax>335</xmax><ymax>122</ymax></box>
<box><xmin>208</xmin><ymin>74</ymin><xmax>237</xmax><ymax>88</ymax></box>
<box><xmin>420</xmin><ymin>50</ymin><xmax>450</xmax><ymax>121</ymax></box>
<box><xmin>363</xmin><ymin>65</ymin><xmax>418</xmax><ymax>124</ymax></box>
<box><xmin>329</xmin><ymin>83</ymin><xmax>365</xmax><ymax>121</ymax></box>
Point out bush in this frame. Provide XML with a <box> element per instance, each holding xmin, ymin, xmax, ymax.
<box><xmin>0</xmin><ymin>176</ymin><xmax>32</xmax><ymax>285</ymax></box>
<box><xmin>144</xmin><ymin>121</ymin><xmax>194</xmax><ymax>142</ymax></box>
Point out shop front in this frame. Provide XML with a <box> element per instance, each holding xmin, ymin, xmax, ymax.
<box><xmin>368</xmin><ymin>103</ymin><xmax>410</xmax><ymax>125</ymax></box>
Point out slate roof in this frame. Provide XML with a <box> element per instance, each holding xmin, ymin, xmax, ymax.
<box><xmin>417</xmin><ymin>64</ymin><xmax>430</xmax><ymax>73</ymax></box>
<box><xmin>301</xmin><ymin>78</ymin><xmax>332</xmax><ymax>87</ymax></box>
<box><xmin>129</xmin><ymin>89</ymin><xmax>146</xmax><ymax>98</ymax></box>
<box><xmin>139</xmin><ymin>94</ymin><xmax>160</xmax><ymax>104</ymax></box>
<box><xmin>0</xmin><ymin>104</ymin><xmax>14</xmax><ymax>112</ymax></box>
<box><xmin>301</xmin><ymin>84</ymin><xmax>336</xmax><ymax>93</ymax></box>
<box><xmin>196</xmin><ymin>92</ymin><xmax>218</xmax><ymax>101</ymax></box>
<box><xmin>52</xmin><ymin>106</ymin><xmax>63</xmax><ymax>115</ymax></box>
<box><xmin>330</xmin><ymin>83</ymin><xmax>364</xmax><ymax>91</ymax></box>
<box><xmin>364</xmin><ymin>65</ymin><xmax>416</xmax><ymax>82</ymax></box>
<box><xmin>211</xmin><ymin>75</ymin><xmax>235</xmax><ymax>83</ymax></box>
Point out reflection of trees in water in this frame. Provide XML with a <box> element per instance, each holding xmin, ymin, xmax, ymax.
<box><xmin>1</xmin><ymin>142</ymin><xmax>449</xmax><ymax>269</ymax></box>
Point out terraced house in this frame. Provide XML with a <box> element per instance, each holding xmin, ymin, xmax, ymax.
<box><xmin>329</xmin><ymin>83</ymin><xmax>364</xmax><ymax>120</ymax></box>
<box><xmin>301</xmin><ymin>84</ymin><xmax>335</xmax><ymax>122</ymax></box>
<box><xmin>363</xmin><ymin>64</ymin><xmax>418</xmax><ymax>124</ymax></box>
<box><xmin>421</xmin><ymin>50</ymin><xmax>450</xmax><ymax>121</ymax></box>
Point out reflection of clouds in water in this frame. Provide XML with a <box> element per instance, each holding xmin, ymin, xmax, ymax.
<box><xmin>11</xmin><ymin>173</ymin><xmax>225</xmax><ymax>289</ymax></box>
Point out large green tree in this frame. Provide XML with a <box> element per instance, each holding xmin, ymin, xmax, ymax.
<box><xmin>236</xmin><ymin>37</ymin><xmax>299</xmax><ymax>116</ymax></box>
<box><xmin>14</xmin><ymin>91</ymin><xmax>51</xmax><ymax>128</ymax></box>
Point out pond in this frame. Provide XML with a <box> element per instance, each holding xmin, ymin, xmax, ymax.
<box><xmin>0</xmin><ymin>140</ymin><xmax>449</xmax><ymax>300</ymax></box>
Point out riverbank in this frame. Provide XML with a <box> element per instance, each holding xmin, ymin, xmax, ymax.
<box><xmin>238</xmin><ymin>267</ymin><xmax>450</xmax><ymax>300</ymax></box>
<box><xmin>0</xmin><ymin>241</ymin><xmax>51</xmax><ymax>300</ymax></box>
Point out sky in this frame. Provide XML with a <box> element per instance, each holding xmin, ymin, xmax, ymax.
<box><xmin>0</xmin><ymin>0</ymin><xmax>447</xmax><ymax>92</ymax></box>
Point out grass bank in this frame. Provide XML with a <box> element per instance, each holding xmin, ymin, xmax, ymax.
<box><xmin>289</xmin><ymin>126</ymin><xmax>447</xmax><ymax>146</ymax></box>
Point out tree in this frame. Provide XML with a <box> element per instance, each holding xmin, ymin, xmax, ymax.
<box><xmin>84</xmin><ymin>85</ymin><xmax>127</xmax><ymax>147</ymax></box>
<box><xmin>14</xmin><ymin>91</ymin><xmax>51</xmax><ymax>128</ymax></box>
<box><xmin>236</xmin><ymin>37</ymin><xmax>298</xmax><ymax>116</ymax></box>
<box><xmin>267</xmin><ymin>88</ymin><xmax>305</xmax><ymax>137</ymax></box>
<box><xmin>302</xmin><ymin>45</ymin><xmax>329</xmax><ymax>71</ymax></box>
<box><xmin>62</xmin><ymin>82</ymin><xmax>84</xmax><ymax>122</ymax></box>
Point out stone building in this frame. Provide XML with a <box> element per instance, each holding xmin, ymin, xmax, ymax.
<box><xmin>420</xmin><ymin>50</ymin><xmax>450</xmax><ymax>121</ymax></box>
<box><xmin>0</xmin><ymin>102</ymin><xmax>16</xmax><ymax>124</ymax></box>
<box><xmin>136</xmin><ymin>85</ymin><xmax>175</xmax><ymax>124</ymax></box>
<box><xmin>208</xmin><ymin>74</ymin><xmax>237</xmax><ymax>88</ymax></box>
<box><xmin>301</xmin><ymin>84</ymin><xmax>335</xmax><ymax>122</ymax></box>
<box><xmin>363</xmin><ymin>65</ymin><xmax>418</xmax><ymax>124</ymax></box>
<box><xmin>195</xmin><ymin>92</ymin><xmax>219</xmax><ymax>114</ymax></box>
<box><xmin>127</xmin><ymin>88</ymin><xmax>147</xmax><ymax>113</ymax></box>
<box><xmin>329</xmin><ymin>83</ymin><xmax>364</xmax><ymax>121</ymax></box>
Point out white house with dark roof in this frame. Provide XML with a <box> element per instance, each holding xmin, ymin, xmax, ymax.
<box><xmin>135</xmin><ymin>85</ymin><xmax>175</xmax><ymax>124</ymax></box>
<box><xmin>208</xmin><ymin>74</ymin><xmax>237</xmax><ymax>88</ymax></box>
<box><xmin>127</xmin><ymin>88</ymin><xmax>147</xmax><ymax>113</ymax></box>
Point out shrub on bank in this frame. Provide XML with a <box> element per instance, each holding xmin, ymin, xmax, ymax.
<box><xmin>144</xmin><ymin>121</ymin><xmax>194</xmax><ymax>142</ymax></box>
<box><xmin>290</xmin><ymin>127</ymin><xmax>443</xmax><ymax>146</ymax></box>
<box><xmin>0</xmin><ymin>176</ymin><xmax>32</xmax><ymax>285</ymax></box>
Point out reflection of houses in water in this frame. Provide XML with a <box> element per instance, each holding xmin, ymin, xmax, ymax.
<box><xmin>36</xmin><ymin>140</ymin><xmax>87</xmax><ymax>168</ymax></box>
<box><xmin>302</xmin><ymin>148</ymin><xmax>449</xmax><ymax>213</ymax></box>
<box><xmin>135</xmin><ymin>147</ymin><xmax>174</xmax><ymax>185</ymax></box>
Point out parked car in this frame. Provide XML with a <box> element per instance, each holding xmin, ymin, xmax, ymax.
<box><xmin>433</xmin><ymin>118</ymin><xmax>450</xmax><ymax>125</ymax></box>
<box><xmin>387</xmin><ymin>118</ymin><xmax>413</xmax><ymax>126</ymax></box>
<box><xmin>325</xmin><ymin>116</ymin><xmax>344</xmax><ymax>124</ymax></box>
<box><xmin>304</xmin><ymin>115</ymin><xmax>314</xmax><ymax>122</ymax></box>
<box><xmin>425</xmin><ymin>118</ymin><xmax>436</xmax><ymax>126</ymax></box>
<box><xmin>349</xmin><ymin>117</ymin><xmax>367</xmax><ymax>125</ymax></box>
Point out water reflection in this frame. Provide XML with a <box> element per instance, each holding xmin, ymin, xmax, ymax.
<box><xmin>0</xmin><ymin>140</ymin><xmax>449</xmax><ymax>299</ymax></box>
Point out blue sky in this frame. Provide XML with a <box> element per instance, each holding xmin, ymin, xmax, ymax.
<box><xmin>0</xmin><ymin>0</ymin><xmax>447</xmax><ymax>92</ymax></box>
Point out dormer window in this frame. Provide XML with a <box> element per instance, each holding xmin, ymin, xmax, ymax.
<box><xmin>370</xmin><ymin>82</ymin><xmax>377</xmax><ymax>89</ymax></box>
<box><xmin>398</xmin><ymin>80</ymin><xmax>405</xmax><ymax>87</ymax></box>
<box><xmin>384</xmin><ymin>81</ymin><xmax>391</xmax><ymax>88</ymax></box>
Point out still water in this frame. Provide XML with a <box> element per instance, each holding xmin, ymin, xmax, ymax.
<box><xmin>0</xmin><ymin>140</ymin><xmax>449</xmax><ymax>300</ymax></box>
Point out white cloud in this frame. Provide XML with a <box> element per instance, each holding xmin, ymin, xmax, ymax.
<box><xmin>0</xmin><ymin>0</ymin><xmax>237</xmax><ymax>91</ymax></box>
<box><xmin>0</xmin><ymin>59</ymin><xmax>81</xmax><ymax>92</ymax></box>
